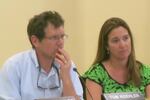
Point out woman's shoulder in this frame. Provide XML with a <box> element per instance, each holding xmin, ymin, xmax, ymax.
<box><xmin>83</xmin><ymin>63</ymin><xmax>107</xmax><ymax>84</ymax></box>
<box><xmin>140</xmin><ymin>63</ymin><xmax>150</xmax><ymax>71</ymax></box>
<box><xmin>140</xmin><ymin>63</ymin><xmax>150</xmax><ymax>77</ymax></box>
<box><xmin>140</xmin><ymin>63</ymin><xmax>150</xmax><ymax>85</ymax></box>
<box><xmin>85</xmin><ymin>63</ymin><xmax>105</xmax><ymax>73</ymax></box>
<box><xmin>83</xmin><ymin>63</ymin><xmax>107</xmax><ymax>79</ymax></box>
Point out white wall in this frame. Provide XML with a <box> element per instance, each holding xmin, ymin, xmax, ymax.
<box><xmin>78</xmin><ymin>0</ymin><xmax>150</xmax><ymax>72</ymax></box>
<box><xmin>0</xmin><ymin>0</ymin><xmax>150</xmax><ymax>74</ymax></box>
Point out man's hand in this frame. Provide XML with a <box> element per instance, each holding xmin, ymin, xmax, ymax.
<box><xmin>55</xmin><ymin>49</ymin><xmax>71</xmax><ymax>82</ymax></box>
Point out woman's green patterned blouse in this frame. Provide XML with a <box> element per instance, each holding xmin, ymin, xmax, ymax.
<box><xmin>83</xmin><ymin>63</ymin><xmax>150</xmax><ymax>95</ymax></box>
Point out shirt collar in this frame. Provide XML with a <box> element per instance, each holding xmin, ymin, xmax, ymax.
<box><xmin>30</xmin><ymin>49</ymin><xmax>39</xmax><ymax>68</ymax></box>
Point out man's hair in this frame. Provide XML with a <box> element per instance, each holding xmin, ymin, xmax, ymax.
<box><xmin>27</xmin><ymin>11</ymin><xmax>64</xmax><ymax>47</ymax></box>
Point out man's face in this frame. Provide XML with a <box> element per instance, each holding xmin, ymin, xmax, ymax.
<box><xmin>35</xmin><ymin>23</ymin><xmax>66</xmax><ymax>59</ymax></box>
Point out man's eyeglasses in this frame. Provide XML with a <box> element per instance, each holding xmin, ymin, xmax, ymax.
<box><xmin>37</xmin><ymin>65</ymin><xmax>61</xmax><ymax>89</ymax></box>
<box><xmin>44</xmin><ymin>34</ymin><xmax>68</xmax><ymax>41</ymax></box>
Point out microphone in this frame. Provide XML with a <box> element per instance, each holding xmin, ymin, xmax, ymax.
<box><xmin>73</xmin><ymin>68</ymin><xmax>93</xmax><ymax>100</ymax></box>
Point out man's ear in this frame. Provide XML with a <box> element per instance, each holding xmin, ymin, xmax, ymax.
<box><xmin>30</xmin><ymin>35</ymin><xmax>40</xmax><ymax>48</ymax></box>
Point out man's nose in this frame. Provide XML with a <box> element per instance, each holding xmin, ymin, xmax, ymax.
<box><xmin>56</xmin><ymin>39</ymin><xmax>64</xmax><ymax>47</ymax></box>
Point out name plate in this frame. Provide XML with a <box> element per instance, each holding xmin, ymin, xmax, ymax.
<box><xmin>35</xmin><ymin>96</ymin><xmax>75</xmax><ymax>100</ymax></box>
<box><xmin>102</xmin><ymin>92</ymin><xmax>144</xmax><ymax>100</ymax></box>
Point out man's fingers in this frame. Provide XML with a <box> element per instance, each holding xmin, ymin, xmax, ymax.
<box><xmin>57</xmin><ymin>49</ymin><xmax>70</xmax><ymax>62</ymax></box>
<box><xmin>55</xmin><ymin>53</ymin><xmax>67</xmax><ymax>64</ymax></box>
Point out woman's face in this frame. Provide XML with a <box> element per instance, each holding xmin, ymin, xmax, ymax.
<box><xmin>107</xmin><ymin>26</ymin><xmax>131</xmax><ymax>60</ymax></box>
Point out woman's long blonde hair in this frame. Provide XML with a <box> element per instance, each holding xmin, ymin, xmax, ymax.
<box><xmin>93</xmin><ymin>17</ymin><xmax>141</xmax><ymax>86</ymax></box>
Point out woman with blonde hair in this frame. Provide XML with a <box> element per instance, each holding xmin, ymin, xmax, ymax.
<box><xmin>83</xmin><ymin>17</ymin><xmax>150</xmax><ymax>100</ymax></box>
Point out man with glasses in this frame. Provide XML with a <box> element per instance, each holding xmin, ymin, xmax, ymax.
<box><xmin>0</xmin><ymin>11</ymin><xmax>83</xmax><ymax>100</ymax></box>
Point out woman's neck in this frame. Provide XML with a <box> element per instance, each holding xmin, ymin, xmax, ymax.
<box><xmin>108</xmin><ymin>57</ymin><xmax>128</xmax><ymax>69</ymax></box>
<box><xmin>105</xmin><ymin>58</ymin><xmax>129</xmax><ymax>84</ymax></box>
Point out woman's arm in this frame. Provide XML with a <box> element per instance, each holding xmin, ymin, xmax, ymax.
<box><xmin>86</xmin><ymin>79</ymin><xmax>102</xmax><ymax>100</ymax></box>
<box><xmin>146</xmin><ymin>84</ymin><xmax>150</xmax><ymax>98</ymax></box>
